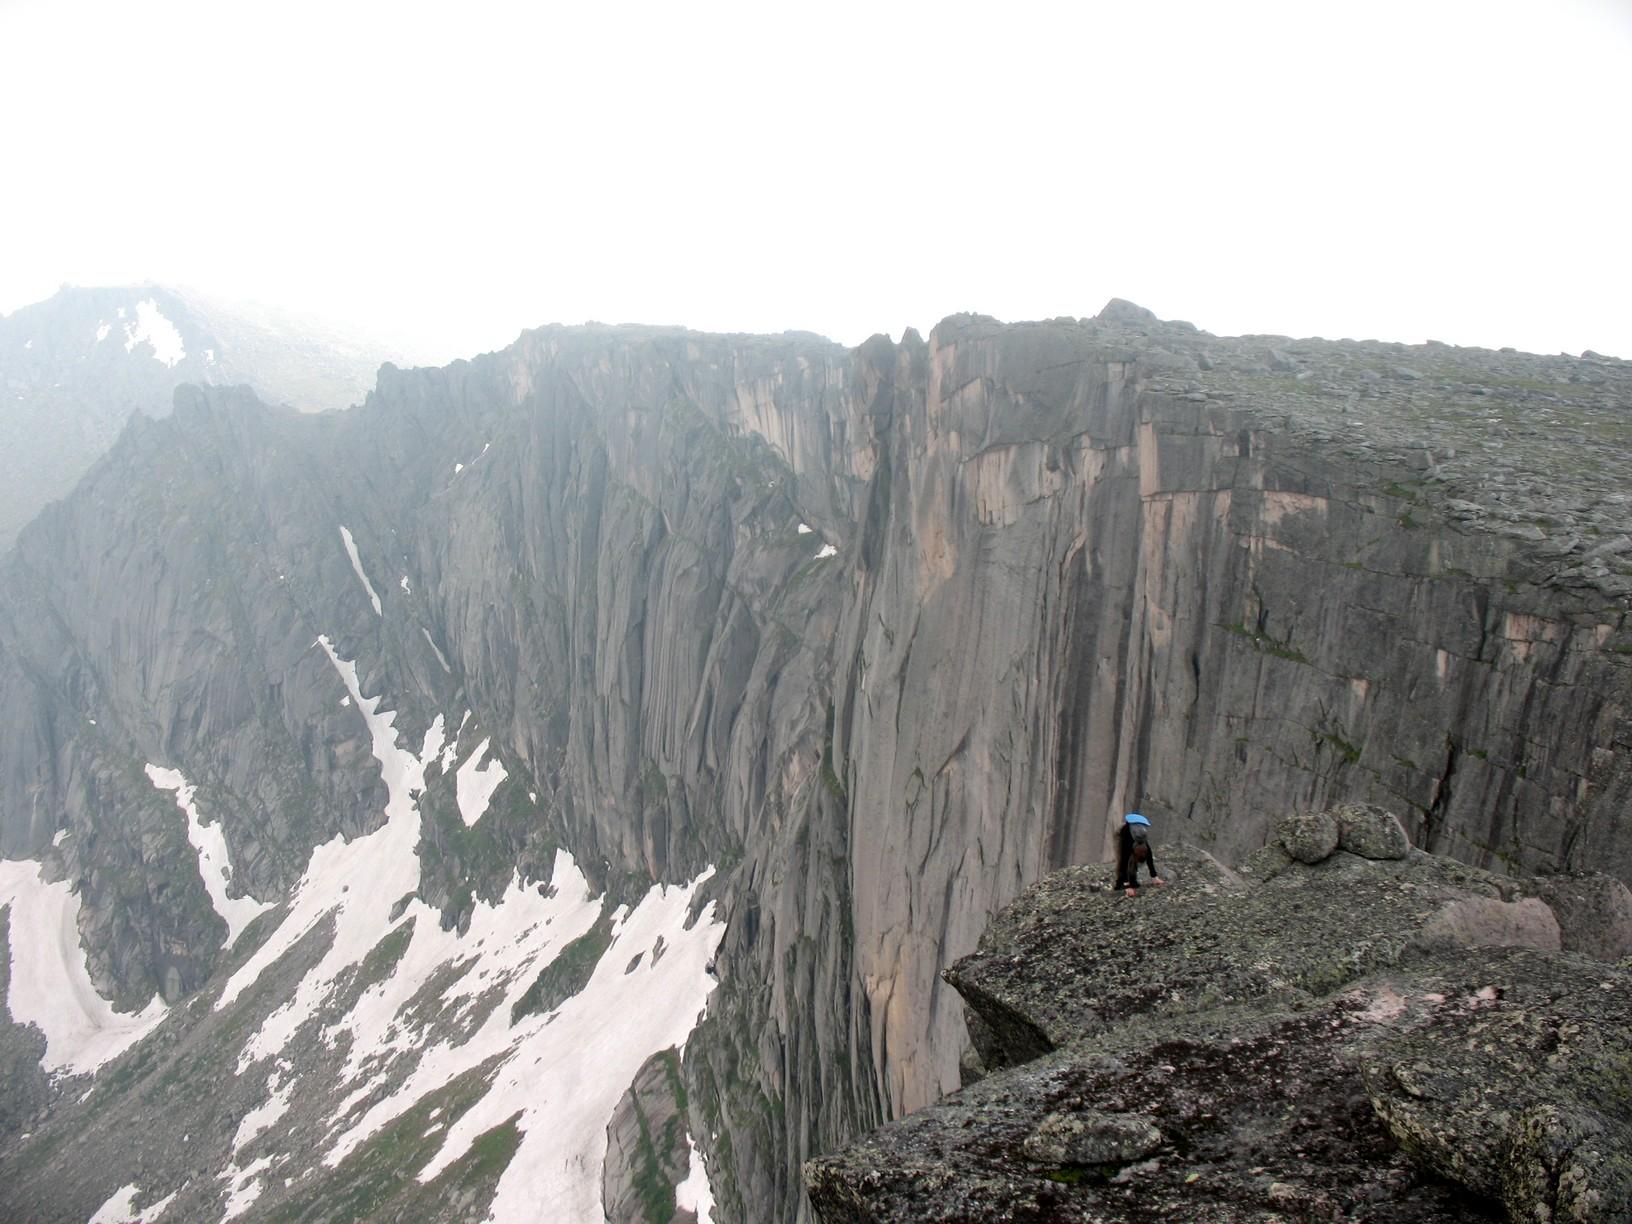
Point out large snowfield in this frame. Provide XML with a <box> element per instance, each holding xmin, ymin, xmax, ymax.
<box><xmin>0</xmin><ymin>861</ymin><xmax>166</xmax><ymax>1076</ymax></box>
<box><xmin>121</xmin><ymin>298</ymin><xmax>186</xmax><ymax>367</ymax></box>
<box><xmin>3</xmin><ymin>633</ymin><xmax>724</xmax><ymax>1222</ymax></box>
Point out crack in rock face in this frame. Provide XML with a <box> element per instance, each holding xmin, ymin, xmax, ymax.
<box><xmin>3</xmin><ymin>305</ymin><xmax>1632</xmax><ymax>1221</ymax></box>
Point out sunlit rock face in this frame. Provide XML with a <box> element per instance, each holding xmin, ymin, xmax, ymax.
<box><xmin>0</xmin><ymin>306</ymin><xmax>1628</xmax><ymax>1221</ymax></box>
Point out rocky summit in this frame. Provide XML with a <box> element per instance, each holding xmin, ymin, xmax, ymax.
<box><xmin>0</xmin><ymin>300</ymin><xmax>1629</xmax><ymax>1221</ymax></box>
<box><xmin>806</xmin><ymin>809</ymin><xmax>1632</xmax><ymax>1222</ymax></box>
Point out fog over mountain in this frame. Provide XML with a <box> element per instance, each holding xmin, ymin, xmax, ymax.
<box><xmin>0</xmin><ymin>296</ymin><xmax>1627</xmax><ymax>1221</ymax></box>
<box><xmin>0</xmin><ymin>286</ymin><xmax>407</xmax><ymax>551</ymax></box>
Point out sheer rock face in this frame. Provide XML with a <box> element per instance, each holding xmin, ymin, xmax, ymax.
<box><xmin>807</xmin><ymin>833</ymin><xmax>1632</xmax><ymax>1222</ymax></box>
<box><xmin>0</xmin><ymin>308</ymin><xmax>1629</xmax><ymax>1219</ymax></box>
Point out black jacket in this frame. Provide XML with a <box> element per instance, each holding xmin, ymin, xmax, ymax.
<box><xmin>1114</xmin><ymin>823</ymin><xmax>1159</xmax><ymax>889</ymax></box>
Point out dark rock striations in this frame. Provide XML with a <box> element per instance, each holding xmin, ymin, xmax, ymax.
<box><xmin>1</xmin><ymin>303</ymin><xmax>1630</xmax><ymax>1219</ymax></box>
<box><xmin>806</xmin><ymin>811</ymin><xmax>1632</xmax><ymax>1221</ymax></box>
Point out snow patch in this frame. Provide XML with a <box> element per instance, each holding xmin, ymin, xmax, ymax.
<box><xmin>88</xmin><ymin>1183</ymin><xmax>178</xmax><ymax>1224</ymax></box>
<box><xmin>399</xmin><ymin>575</ymin><xmax>411</xmax><ymax>593</ymax></box>
<box><xmin>421</xmin><ymin>627</ymin><xmax>452</xmax><ymax>674</ymax></box>
<box><xmin>217</xmin><ymin>642</ymin><xmax>440</xmax><ymax>1068</ymax></box>
<box><xmin>321</xmin><ymin>853</ymin><xmax>599</xmax><ymax>1148</ymax></box>
<box><xmin>327</xmin><ymin>862</ymin><xmax>724</xmax><ymax>1224</ymax></box>
<box><xmin>51</xmin><ymin>828</ymin><xmax>68</xmax><ymax>847</ymax></box>
<box><xmin>122</xmin><ymin>298</ymin><xmax>185</xmax><ymax>367</ymax></box>
<box><xmin>221</xmin><ymin>1155</ymin><xmax>272</xmax><ymax>1220</ymax></box>
<box><xmin>438</xmin><ymin>723</ymin><xmax>462</xmax><ymax>776</ymax></box>
<box><xmin>455</xmin><ymin>738</ymin><xmax>508</xmax><ymax>826</ymax></box>
<box><xmin>0</xmin><ymin>860</ymin><xmax>166</xmax><ymax>1075</ymax></box>
<box><xmin>453</xmin><ymin>462</ymin><xmax>464</xmax><ymax>474</ymax></box>
<box><xmin>146</xmin><ymin>765</ymin><xmax>271</xmax><ymax>949</ymax></box>
<box><xmin>815</xmin><ymin>543</ymin><xmax>837</xmax><ymax>559</ymax></box>
<box><xmin>675</xmin><ymin>1133</ymin><xmax>716</xmax><ymax>1222</ymax></box>
<box><xmin>205</xmin><ymin>654</ymin><xmax>725</xmax><ymax>1220</ymax></box>
<box><xmin>94</xmin><ymin>322</ymin><xmax>110</xmax><ymax>344</ymax></box>
<box><xmin>23</xmin><ymin>338</ymin><xmax>32</xmax><ymax>350</ymax></box>
<box><xmin>338</xmin><ymin>525</ymin><xmax>383</xmax><ymax>616</ymax></box>
<box><xmin>796</xmin><ymin>522</ymin><xmax>813</xmax><ymax>534</ymax></box>
<box><xmin>234</xmin><ymin>1061</ymin><xmax>294</xmax><ymax>1151</ymax></box>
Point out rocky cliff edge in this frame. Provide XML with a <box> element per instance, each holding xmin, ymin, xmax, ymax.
<box><xmin>806</xmin><ymin>806</ymin><xmax>1632</xmax><ymax>1222</ymax></box>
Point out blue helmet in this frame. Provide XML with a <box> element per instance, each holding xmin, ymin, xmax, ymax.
<box><xmin>1124</xmin><ymin>813</ymin><xmax>1151</xmax><ymax>827</ymax></box>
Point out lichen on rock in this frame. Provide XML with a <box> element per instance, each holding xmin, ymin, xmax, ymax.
<box><xmin>1020</xmin><ymin>1111</ymin><xmax>1162</xmax><ymax>1166</ymax></box>
<box><xmin>807</xmin><ymin>822</ymin><xmax>1632</xmax><ymax>1222</ymax></box>
<box><xmin>1277</xmin><ymin>808</ymin><xmax>1340</xmax><ymax>863</ymax></box>
<box><xmin>1334</xmin><ymin>803</ymin><xmax>1413</xmax><ymax>861</ymax></box>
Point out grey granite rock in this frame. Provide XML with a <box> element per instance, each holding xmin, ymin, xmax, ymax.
<box><xmin>4</xmin><ymin>303</ymin><xmax>1632</xmax><ymax>1221</ymax></box>
<box><xmin>1527</xmin><ymin>872</ymin><xmax>1632</xmax><ymax>961</ymax></box>
<box><xmin>809</xmin><ymin>847</ymin><xmax>1632</xmax><ymax>1222</ymax></box>
<box><xmin>1020</xmin><ymin>1111</ymin><xmax>1162</xmax><ymax>1166</ymax></box>
<box><xmin>1278</xmin><ymin>808</ymin><xmax>1340</xmax><ymax>863</ymax></box>
<box><xmin>1414</xmin><ymin>895</ymin><xmax>1560</xmax><ymax>951</ymax></box>
<box><xmin>1362</xmin><ymin>955</ymin><xmax>1632</xmax><ymax>1218</ymax></box>
<box><xmin>938</xmin><ymin>840</ymin><xmax>1586</xmax><ymax>1066</ymax></box>
<box><xmin>603</xmin><ymin>1048</ymin><xmax>700</xmax><ymax>1224</ymax></box>
<box><xmin>1336</xmin><ymin>803</ymin><xmax>1413</xmax><ymax>861</ymax></box>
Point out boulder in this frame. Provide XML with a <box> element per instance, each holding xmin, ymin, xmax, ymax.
<box><xmin>1335</xmin><ymin>803</ymin><xmax>1412</xmax><ymax>860</ymax></box>
<box><xmin>1415</xmin><ymin>896</ymin><xmax>1560</xmax><ymax>952</ymax></box>
<box><xmin>1277</xmin><ymin>808</ymin><xmax>1340</xmax><ymax>863</ymax></box>
<box><xmin>1096</xmin><ymin>298</ymin><xmax>1161</xmax><ymax>328</ymax></box>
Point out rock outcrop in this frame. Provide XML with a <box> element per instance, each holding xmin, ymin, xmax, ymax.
<box><xmin>603</xmin><ymin>1048</ymin><xmax>703</xmax><ymax>1224</ymax></box>
<box><xmin>807</xmin><ymin>813</ymin><xmax>1632</xmax><ymax>1221</ymax></box>
<box><xmin>2</xmin><ymin>305</ymin><xmax>1630</xmax><ymax>1220</ymax></box>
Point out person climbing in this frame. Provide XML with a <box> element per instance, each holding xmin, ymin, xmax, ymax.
<box><xmin>1115</xmin><ymin>812</ymin><xmax>1166</xmax><ymax>897</ymax></box>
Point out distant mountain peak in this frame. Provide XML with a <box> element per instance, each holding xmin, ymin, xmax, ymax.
<box><xmin>0</xmin><ymin>285</ymin><xmax>405</xmax><ymax>551</ymax></box>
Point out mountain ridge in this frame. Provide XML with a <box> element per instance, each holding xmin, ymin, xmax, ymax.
<box><xmin>0</xmin><ymin>304</ymin><xmax>1628</xmax><ymax>1220</ymax></box>
<box><xmin>0</xmin><ymin>284</ymin><xmax>408</xmax><ymax>551</ymax></box>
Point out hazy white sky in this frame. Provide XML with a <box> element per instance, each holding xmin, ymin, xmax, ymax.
<box><xmin>2</xmin><ymin>0</ymin><xmax>1629</xmax><ymax>361</ymax></box>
